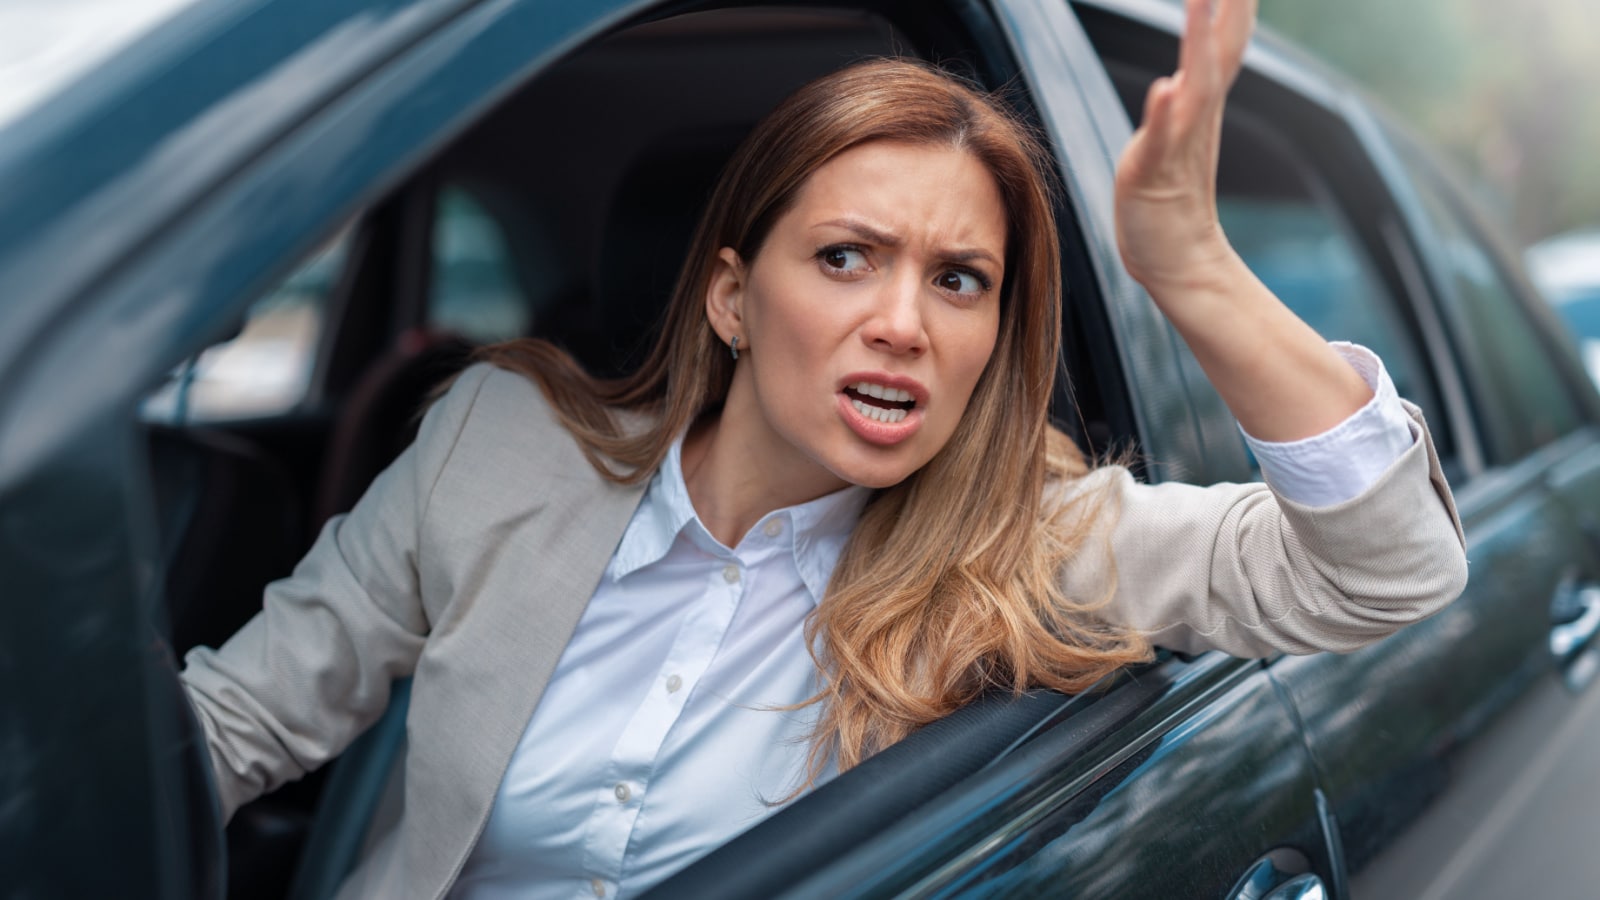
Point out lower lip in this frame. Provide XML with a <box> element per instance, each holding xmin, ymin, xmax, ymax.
<box><xmin>837</xmin><ymin>393</ymin><xmax>923</xmax><ymax>446</ymax></box>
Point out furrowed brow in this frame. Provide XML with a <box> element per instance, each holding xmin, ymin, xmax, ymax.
<box><xmin>815</xmin><ymin>218</ymin><xmax>1001</xmax><ymax>269</ymax></box>
<box><xmin>942</xmin><ymin>247</ymin><xmax>1002</xmax><ymax>268</ymax></box>
<box><xmin>815</xmin><ymin>218</ymin><xmax>901</xmax><ymax>247</ymax></box>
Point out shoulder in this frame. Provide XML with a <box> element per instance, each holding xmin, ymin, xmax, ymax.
<box><xmin>433</xmin><ymin>362</ymin><xmax>553</xmax><ymax>427</ymax></box>
<box><xmin>425</xmin><ymin>362</ymin><xmax>652</xmax><ymax>488</ymax></box>
<box><xmin>426</xmin><ymin>362</ymin><xmax>573</xmax><ymax>447</ymax></box>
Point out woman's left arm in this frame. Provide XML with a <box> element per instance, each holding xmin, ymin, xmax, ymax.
<box><xmin>1082</xmin><ymin>0</ymin><xmax>1469</xmax><ymax>656</ymax></box>
<box><xmin>1114</xmin><ymin>0</ymin><xmax>1374</xmax><ymax>441</ymax></box>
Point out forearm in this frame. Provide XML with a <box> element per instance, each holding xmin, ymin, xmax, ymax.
<box><xmin>1144</xmin><ymin>248</ymin><xmax>1374</xmax><ymax>442</ymax></box>
<box><xmin>1060</xmin><ymin>399</ymin><xmax>1467</xmax><ymax>658</ymax></box>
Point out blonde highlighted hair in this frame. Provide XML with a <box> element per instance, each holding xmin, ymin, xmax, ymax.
<box><xmin>478</xmin><ymin>58</ymin><xmax>1150</xmax><ymax>781</ymax></box>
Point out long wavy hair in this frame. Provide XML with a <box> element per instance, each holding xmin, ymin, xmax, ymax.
<box><xmin>477</xmin><ymin>58</ymin><xmax>1150</xmax><ymax>781</ymax></box>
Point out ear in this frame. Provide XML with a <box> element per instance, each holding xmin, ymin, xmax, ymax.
<box><xmin>704</xmin><ymin>247</ymin><xmax>747</xmax><ymax>349</ymax></box>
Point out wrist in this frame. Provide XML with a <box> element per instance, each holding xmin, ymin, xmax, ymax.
<box><xmin>1133</xmin><ymin>239</ymin><xmax>1247</xmax><ymax>310</ymax></box>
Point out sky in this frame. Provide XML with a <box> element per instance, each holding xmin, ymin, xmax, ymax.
<box><xmin>0</xmin><ymin>0</ymin><xmax>200</xmax><ymax>129</ymax></box>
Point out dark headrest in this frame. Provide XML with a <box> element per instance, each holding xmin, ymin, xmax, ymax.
<box><xmin>589</xmin><ymin>131</ymin><xmax>744</xmax><ymax>377</ymax></box>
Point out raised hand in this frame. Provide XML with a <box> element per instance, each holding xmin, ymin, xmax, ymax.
<box><xmin>1108</xmin><ymin>0</ymin><xmax>1374</xmax><ymax>442</ymax></box>
<box><xmin>1114</xmin><ymin>0</ymin><xmax>1257</xmax><ymax>294</ymax></box>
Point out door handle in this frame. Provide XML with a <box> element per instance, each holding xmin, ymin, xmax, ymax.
<box><xmin>1550</xmin><ymin>578</ymin><xmax>1600</xmax><ymax>692</ymax></box>
<box><xmin>1227</xmin><ymin>852</ymin><xmax>1327</xmax><ymax>900</ymax></box>
<box><xmin>1258</xmin><ymin>874</ymin><xmax>1326</xmax><ymax>900</ymax></box>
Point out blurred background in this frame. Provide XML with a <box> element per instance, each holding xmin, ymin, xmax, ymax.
<box><xmin>1261</xmin><ymin>0</ymin><xmax>1600</xmax><ymax>385</ymax></box>
<box><xmin>1262</xmin><ymin>0</ymin><xmax>1600</xmax><ymax>245</ymax></box>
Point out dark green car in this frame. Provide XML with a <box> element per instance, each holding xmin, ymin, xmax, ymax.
<box><xmin>5</xmin><ymin>1</ymin><xmax>1600</xmax><ymax>898</ymax></box>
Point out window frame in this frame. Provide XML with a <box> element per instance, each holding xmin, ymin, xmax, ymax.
<box><xmin>1073</xmin><ymin>0</ymin><xmax>1474</xmax><ymax>486</ymax></box>
<box><xmin>1374</xmin><ymin>118</ymin><xmax>1600</xmax><ymax>465</ymax></box>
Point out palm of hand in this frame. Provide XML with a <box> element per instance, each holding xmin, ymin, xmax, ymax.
<box><xmin>1114</xmin><ymin>0</ymin><xmax>1257</xmax><ymax>293</ymax></box>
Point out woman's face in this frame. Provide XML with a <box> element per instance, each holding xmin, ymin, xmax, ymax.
<box><xmin>707</xmin><ymin>139</ymin><xmax>1007</xmax><ymax>495</ymax></box>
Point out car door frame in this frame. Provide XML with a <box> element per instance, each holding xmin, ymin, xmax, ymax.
<box><xmin>0</xmin><ymin>1</ymin><xmax>663</xmax><ymax>896</ymax></box>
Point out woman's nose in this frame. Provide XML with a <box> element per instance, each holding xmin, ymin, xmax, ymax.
<box><xmin>861</xmin><ymin>271</ymin><xmax>927</xmax><ymax>356</ymax></box>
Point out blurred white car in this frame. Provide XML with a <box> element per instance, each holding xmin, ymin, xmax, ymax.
<box><xmin>1528</xmin><ymin>229</ymin><xmax>1600</xmax><ymax>386</ymax></box>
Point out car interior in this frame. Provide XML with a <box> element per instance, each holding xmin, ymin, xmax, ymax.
<box><xmin>138</xmin><ymin>4</ymin><xmax>1155</xmax><ymax>897</ymax></box>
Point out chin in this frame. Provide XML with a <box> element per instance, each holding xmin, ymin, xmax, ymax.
<box><xmin>827</xmin><ymin>447</ymin><xmax>926</xmax><ymax>490</ymax></box>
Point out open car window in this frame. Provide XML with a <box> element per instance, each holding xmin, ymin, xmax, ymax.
<box><xmin>1084</xmin><ymin>72</ymin><xmax>1451</xmax><ymax>474</ymax></box>
<box><xmin>1213</xmin><ymin>115</ymin><xmax>1433</xmax><ymax>418</ymax></box>
<box><xmin>142</xmin><ymin>226</ymin><xmax>350</xmax><ymax>424</ymax></box>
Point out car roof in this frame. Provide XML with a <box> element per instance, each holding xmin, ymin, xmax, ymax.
<box><xmin>0</xmin><ymin>0</ymin><xmax>490</xmax><ymax>380</ymax></box>
<box><xmin>1071</xmin><ymin>0</ymin><xmax>1365</xmax><ymax>113</ymax></box>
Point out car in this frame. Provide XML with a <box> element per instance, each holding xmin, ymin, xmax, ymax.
<box><xmin>1528</xmin><ymin>228</ymin><xmax>1600</xmax><ymax>389</ymax></box>
<box><xmin>4</xmin><ymin>1</ymin><xmax>1600</xmax><ymax>898</ymax></box>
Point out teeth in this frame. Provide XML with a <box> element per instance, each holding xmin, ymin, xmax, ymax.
<box><xmin>851</xmin><ymin>382</ymin><xmax>914</xmax><ymax>404</ymax></box>
<box><xmin>850</xmin><ymin>399</ymin><xmax>908</xmax><ymax>424</ymax></box>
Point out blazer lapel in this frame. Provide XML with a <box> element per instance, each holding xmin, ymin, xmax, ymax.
<box><xmin>400</xmin><ymin>375</ymin><xmax>655</xmax><ymax>898</ymax></box>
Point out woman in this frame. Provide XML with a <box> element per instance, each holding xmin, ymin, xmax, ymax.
<box><xmin>181</xmin><ymin>0</ymin><xmax>1467</xmax><ymax>896</ymax></box>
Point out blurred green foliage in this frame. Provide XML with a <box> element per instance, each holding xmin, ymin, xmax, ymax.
<box><xmin>1260</xmin><ymin>0</ymin><xmax>1600</xmax><ymax>244</ymax></box>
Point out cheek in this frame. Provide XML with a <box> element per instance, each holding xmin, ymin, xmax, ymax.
<box><xmin>749</xmin><ymin>278</ymin><xmax>850</xmax><ymax>368</ymax></box>
<box><xmin>744</xmin><ymin>288</ymin><xmax>837</xmax><ymax>408</ymax></box>
<box><xmin>946</xmin><ymin>312</ymin><xmax>1002</xmax><ymax>400</ymax></box>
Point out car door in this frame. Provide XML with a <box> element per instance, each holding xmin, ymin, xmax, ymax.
<box><xmin>647</xmin><ymin>655</ymin><xmax>1337</xmax><ymax>900</ymax></box>
<box><xmin>1307</xmin><ymin>124</ymin><xmax>1600</xmax><ymax>900</ymax></box>
<box><xmin>0</xmin><ymin>0</ymin><xmax>655</xmax><ymax>896</ymax></box>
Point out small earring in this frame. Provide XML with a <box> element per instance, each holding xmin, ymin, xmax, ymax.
<box><xmin>730</xmin><ymin>336</ymin><xmax>740</xmax><ymax>360</ymax></box>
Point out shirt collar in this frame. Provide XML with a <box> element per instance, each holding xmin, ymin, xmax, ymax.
<box><xmin>607</xmin><ymin>435</ymin><xmax>871</xmax><ymax>605</ymax></box>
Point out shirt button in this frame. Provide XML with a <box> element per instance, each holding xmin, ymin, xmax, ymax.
<box><xmin>666</xmin><ymin>674</ymin><xmax>683</xmax><ymax>693</ymax></box>
<box><xmin>614</xmin><ymin>782</ymin><xmax>631</xmax><ymax>803</ymax></box>
<box><xmin>763</xmin><ymin>518</ymin><xmax>783</xmax><ymax>537</ymax></box>
<box><xmin>722</xmin><ymin>564</ymin><xmax>740</xmax><ymax>584</ymax></box>
<box><xmin>590</xmin><ymin>878</ymin><xmax>607</xmax><ymax>897</ymax></box>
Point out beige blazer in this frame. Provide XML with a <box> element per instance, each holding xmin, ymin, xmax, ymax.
<box><xmin>180</xmin><ymin>363</ymin><xmax>1467</xmax><ymax>899</ymax></box>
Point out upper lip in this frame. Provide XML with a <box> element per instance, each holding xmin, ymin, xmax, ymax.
<box><xmin>837</xmin><ymin>371</ymin><xmax>929</xmax><ymax>407</ymax></box>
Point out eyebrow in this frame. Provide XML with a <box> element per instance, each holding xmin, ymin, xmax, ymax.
<box><xmin>813</xmin><ymin>218</ymin><xmax>1002</xmax><ymax>269</ymax></box>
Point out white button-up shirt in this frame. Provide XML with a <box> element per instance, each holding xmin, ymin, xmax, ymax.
<box><xmin>451</xmin><ymin>344</ymin><xmax>1410</xmax><ymax>899</ymax></box>
<box><xmin>451</xmin><ymin>438</ymin><xmax>871</xmax><ymax>900</ymax></box>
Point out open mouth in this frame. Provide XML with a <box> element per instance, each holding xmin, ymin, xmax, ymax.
<box><xmin>843</xmin><ymin>381</ymin><xmax>917</xmax><ymax>424</ymax></box>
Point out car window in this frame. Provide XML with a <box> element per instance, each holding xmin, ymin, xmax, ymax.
<box><xmin>141</xmin><ymin>226</ymin><xmax>350</xmax><ymax>423</ymax></box>
<box><xmin>1216</xmin><ymin>121</ymin><xmax>1433</xmax><ymax>419</ymax></box>
<box><xmin>1205</xmin><ymin>111</ymin><xmax>1449</xmax><ymax>469</ymax></box>
<box><xmin>427</xmin><ymin>185</ymin><xmax>531</xmax><ymax>344</ymax></box>
<box><xmin>1398</xmin><ymin>152</ymin><xmax>1584</xmax><ymax>460</ymax></box>
<box><xmin>1076</xmin><ymin>12</ymin><xmax>1458</xmax><ymax>479</ymax></box>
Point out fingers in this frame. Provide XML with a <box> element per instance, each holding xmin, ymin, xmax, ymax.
<box><xmin>1177</xmin><ymin>0</ymin><xmax>1216</xmax><ymax>89</ymax></box>
<box><xmin>1142</xmin><ymin>76</ymin><xmax>1175</xmax><ymax>118</ymax></box>
<box><xmin>1133</xmin><ymin>76</ymin><xmax>1171</xmax><ymax>155</ymax></box>
<box><xmin>1177</xmin><ymin>0</ymin><xmax>1256</xmax><ymax>94</ymax></box>
<box><xmin>1215</xmin><ymin>0</ymin><xmax>1257</xmax><ymax>75</ymax></box>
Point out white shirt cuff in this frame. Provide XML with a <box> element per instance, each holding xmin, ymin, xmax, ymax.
<box><xmin>1240</xmin><ymin>342</ymin><xmax>1418</xmax><ymax>508</ymax></box>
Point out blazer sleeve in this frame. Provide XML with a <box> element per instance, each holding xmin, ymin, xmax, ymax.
<box><xmin>179</xmin><ymin>364</ymin><xmax>494</xmax><ymax>820</ymax></box>
<box><xmin>1057</xmin><ymin>400</ymin><xmax>1468</xmax><ymax>658</ymax></box>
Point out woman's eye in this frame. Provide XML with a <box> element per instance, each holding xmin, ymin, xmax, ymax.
<box><xmin>819</xmin><ymin>245</ymin><xmax>869</xmax><ymax>272</ymax></box>
<box><xmin>935</xmin><ymin>269</ymin><xmax>988</xmax><ymax>295</ymax></box>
